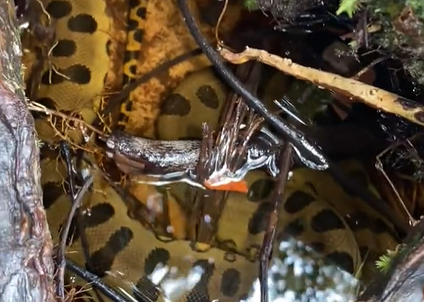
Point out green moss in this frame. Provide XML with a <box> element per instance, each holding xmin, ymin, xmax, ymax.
<box><xmin>404</xmin><ymin>59</ymin><xmax>424</xmax><ymax>84</ymax></box>
<box><xmin>336</xmin><ymin>0</ymin><xmax>367</xmax><ymax>18</ymax></box>
<box><xmin>406</xmin><ymin>0</ymin><xmax>424</xmax><ymax>19</ymax></box>
<box><xmin>360</xmin><ymin>0</ymin><xmax>424</xmax><ymax>84</ymax></box>
<box><xmin>243</xmin><ymin>0</ymin><xmax>259</xmax><ymax>11</ymax></box>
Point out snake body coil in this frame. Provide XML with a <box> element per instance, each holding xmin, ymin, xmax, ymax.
<box><xmin>27</xmin><ymin>1</ymin><xmax>401</xmax><ymax>301</ymax></box>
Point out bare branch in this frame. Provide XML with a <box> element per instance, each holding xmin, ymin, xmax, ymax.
<box><xmin>220</xmin><ymin>47</ymin><xmax>424</xmax><ymax>128</ymax></box>
<box><xmin>0</xmin><ymin>3</ymin><xmax>55</xmax><ymax>302</ymax></box>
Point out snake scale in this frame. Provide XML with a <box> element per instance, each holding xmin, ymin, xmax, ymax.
<box><xmin>25</xmin><ymin>0</ymin><xmax>400</xmax><ymax>301</ymax></box>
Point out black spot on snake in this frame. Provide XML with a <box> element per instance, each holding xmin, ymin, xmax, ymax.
<box><xmin>129</xmin><ymin>0</ymin><xmax>141</xmax><ymax>8</ymax></box>
<box><xmin>127</xmin><ymin>19</ymin><xmax>139</xmax><ymax>30</ymax></box>
<box><xmin>284</xmin><ymin>191</ymin><xmax>316</xmax><ymax>214</ymax></box>
<box><xmin>311</xmin><ymin>209</ymin><xmax>345</xmax><ymax>232</ymax></box>
<box><xmin>123</xmin><ymin>50</ymin><xmax>138</xmax><ymax>63</ymax></box>
<box><xmin>35</xmin><ymin>97</ymin><xmax>57</xmax><ymax>110</ymax></box>
<box><xmin>39</xmin><ymin>145</ymin><xmax>61</xmax><ymax>160</ymax></box>
<box><xmin>40</xmin><ymin>70</ymin><xmax>62</xmax><ymax>85</ymax></box>
<box><xmin>248</xmin><ymin>202</ymin><xmax>273</xmax><ymax>235</ymax></box>
<box><xmin>82</xmin><ymin>203</ymin><xmax>115</xmax><ymax>227</ymax></box>
<box><xmin>344</xmin><ymin>211</ymin><xmax>369</xmax><ymax>230</ymax></box>
<box><xmin>282</xmin><ymin>218</ymin><xmax>305</xmax><ymax>237</ymax></box>
<box><xmin>51</xmin><ymin>39</ymin><xmax>76</xmax><ymax>57</ymax></box>
<box><xmin>118</xmin><ymin>113</ymin><xmax>129</xmax><ymax>125</ymax></box>
<box><xmin>60</xmin><ymin>197</ymin><xmax>115</xmax><ymax>245</ymax></box>
<box><xmin>186</xmin><ymin>259</ymin><xmax>214</xmax><ymax>302</ymax></box>
<box><xmin>42</xmin><ymin>182</ymin><xmax>65</xmax><ymax>209</ymax></box>
<box><xmin>129</xmin><ymin>63</ymin><xmax>137</xmax><ymax>77</ymax></box>
<box><xmin>192</xmin><ymin>259</ymin><xmax>215</xmax><ymax>279</ymax></box>
<box><xmin>134</xmin><ymin>277</ymin><xmax>159</xmax><ymax>302</ymax></box>
<box><xmin>395</xmin><ymin>96</ymin><xmax>421</xmax><ymax>110</ymax></box>
<box><xmin>106</xmin><ymin>40</ymin><xmax>112</xmax><ymax>56</ymax></box>
<box><xmin>133</xmin><ymin>29</ymin><xmax>145</xmax><ymax>44</ymax></box>
<box><xmin>41</xmin><ymin>64</ymin><xmax>91</xmax><ymax>85</ymax></box>
<box><xmin>144</xmin><ymin>248</ymin><xmax>170</xmax><ymax>274</ymax></box>
<box><xmin>125</xmin><ymin>100</ymin><xmax>133</xmax><ymax>112</ymax></box>
<box><xmin>326</xmin><ymin>251</ymin><xmax>354</xmax><ymax>273</ymax></box>
<box><xmin>248</xmin><ymin>178</ymin><xmax>275</xmax><ymax>202</ymax></box>
<box><xmin>309</xmin><ymin>242</ymin><xmax>325</xmax><ymax>253</ymax></box>
<box><xmin>32</xmin><ymin>98</ymin><xmax>58</xmax><ymax>119</ymax></box>
<box><xmin>414</xmin><ymin>111</ymin><xmax>424</xmax><ymax>123</ymax></box>
<box><xmin>86</xmin><ymin>226</ymin><xmax>133</xmax><ymax>277</ymax></box>
<box><xmin>136</xmin><ymin>6</ymin><xmax>147</xmax><ymax>19</ymax></box>
<box><xmin>68</xmin><ymin>14</ymin><xmax>97</xmax><ymax>33</ymax></box>
<box><xmin>221</xmin><ymin>268</ymin><xmax>241</xmax><ymax>297</ymax></box>
<box><xmin>66</xmin><ymin>65</ymin><xmax>92</xmax><ymax>84</ymax></box>
<box><xmin>46</xmin><ymin>1</ymin><xmax>72</xmax><ymax>19</ymax></box>
<box><xmin>160</xmin><ymin>93</ymin><xmax>191</xmax><ymax>116</ymax></box>
<box><xmin>196</xmin><ymin>85</ymin><xmax>219</xmax><ymax>109</ymax></box>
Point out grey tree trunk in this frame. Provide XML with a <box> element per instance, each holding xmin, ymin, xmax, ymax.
<box><xmin>0</xmin><ymin>2</ymin><xmax>54</xmax><ymax>302</ymax></box>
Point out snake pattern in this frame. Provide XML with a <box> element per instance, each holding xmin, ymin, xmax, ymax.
<box><xmin>30</xmin><ymin>0</ymin><xmax>110</xmax><ymax>145</ymax></box>
<box><xmin>24</xmin><ymin>0</ymin><xmax>401</xmax><ymax>301</ymax></box>
<box><xmin>117</xmin><ymin>0</ymin><xmax>147</xmax><ymax>130</ymax></box>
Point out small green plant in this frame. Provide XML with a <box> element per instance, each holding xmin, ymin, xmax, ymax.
<box><xmin>36</xmin><ymin>139</ymin><xmax>44</xmax><ymax>149</ymax></box>
<box><xmin>375</xmin><ymin>244</ymin><xmax>407</xmax><ymax>274</ymax></box>
<box><xmin>375</xmin><ymin>252</ymin><xmax>393</xmax><ymax>274</ymax></box>
<box><xmin>336</xmin><ymin>0</ymin><xmax>366</xmax><ymax>18</ymax></box>
<box><xmin>244</xmin><ymin>0</ymin><xmax>259</xmax><ymax>11</ymax></box>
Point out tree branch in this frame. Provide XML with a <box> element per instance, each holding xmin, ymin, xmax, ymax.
<box><xmin>0</xmin><ymin>3</ymin><xmax>55</xmax><ymax>302</ymax></box>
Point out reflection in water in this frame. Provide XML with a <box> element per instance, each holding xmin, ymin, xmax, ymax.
<box><xmin>107</xmin><ymin>234</ymin><xmax>359</xmax><ymax>301</ymax></box>
<box><xmin>242</xmin><ymin>237</ymin><xmax>359</xmax><ymax>302</ymax></box>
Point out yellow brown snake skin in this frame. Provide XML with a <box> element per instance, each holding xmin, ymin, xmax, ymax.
<box><xmin>24</xmin><ymin>0</ymin><xmax>400</xmax><ymax>301</ymax></box>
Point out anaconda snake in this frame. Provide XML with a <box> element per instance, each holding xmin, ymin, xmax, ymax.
<box><xmin>24</xmin><ymin>0</ymin><xmax>399</xmax><ymax>301</ymax></box>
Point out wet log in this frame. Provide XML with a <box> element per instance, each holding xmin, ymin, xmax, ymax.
<box><xmin>357</xmin><ymin>218</ymin><xmax>424</xmax><ymax>302</ymax></box>
<box><xmin>0</xmin><ymin>2</ymin><xmax>54</xmax><ymax>302</ymax></box>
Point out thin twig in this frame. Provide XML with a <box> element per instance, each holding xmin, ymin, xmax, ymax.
<box><xmin>214</xmin><ymin>0</ymin><xmax>228</xmax><ymax>48</ymax></box>
<box><xmin>219</xmin><ymin>47</ymin><xmax>424</xmax><ymax>128</ymax></box>
<box><xmin>28</xmin><ymin>101</ymin><xmax>105</xmax><ymax>138</ymax></box>
<box><xmin>196</xmin><ymin>122</ymin><xmax>213</xmax><ymax>182</ymax></box>
<box><xmin>203</xmin><ymin>62</ymin><xmax>264</xmax><ymax>191</ymax></box>
<box><xmin>59</xmin><ymin>142</ymin><xmax>101</xmax><ymax>301</ymax></box>
<box><xmin>259</xmin><ymin>144</ymin><xmax>293</xmax><ymax>302</ymax></box>
<box><xmin>375</xmin><ymin>143</ymin><xmax>417</xmax><ymax>226</ymax></box>
<box><xmin>65</xmin><ymin>259</ymin><xmax>130</xmax><ymax>302</ymax></box>
<box><xmin>56</xmin><ymin>176</ymin><xmax>93</xmax><ymax>301</ymax></box>
<box><xmin>353</xmin><ymin>56</ymin><xmax>388</xmax><ymax>80</ymax></box>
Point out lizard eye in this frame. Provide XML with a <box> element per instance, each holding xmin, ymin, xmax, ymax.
<box><xmin>106</xmin><ymin>138</ymin><xmax>115</xmax><ymax>149</ymax></box>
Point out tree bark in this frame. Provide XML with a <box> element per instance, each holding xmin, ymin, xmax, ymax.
<box><xmin>0</xmin><ymin>2</ymin><xmax>54</xmax><ymax>302</ymax></box>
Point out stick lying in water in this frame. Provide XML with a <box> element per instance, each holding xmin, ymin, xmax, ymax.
<box><xmin>219</xmin><ymin>47</ymin><xmax>424</xmax><ymax>128</ymax></box>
